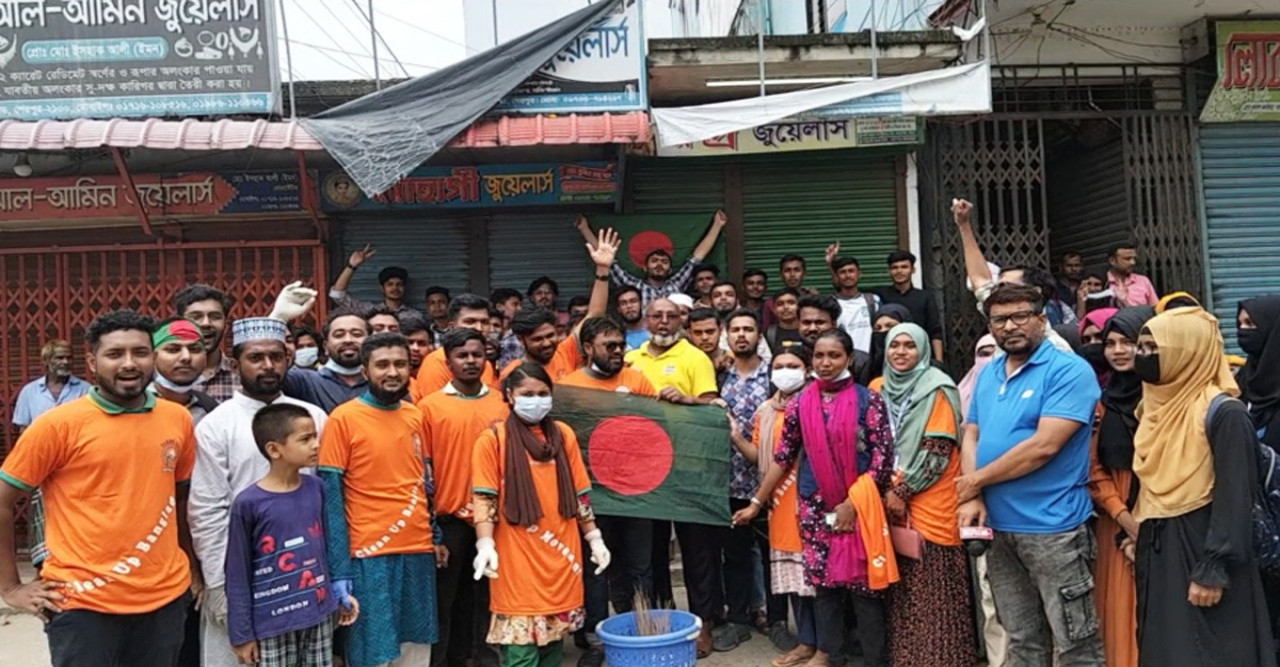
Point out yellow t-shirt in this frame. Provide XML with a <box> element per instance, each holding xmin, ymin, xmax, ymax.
<box><xmin>623</xmin><ymin>339</ymin><xmax>717</xmax><ymax>397</ymax></box>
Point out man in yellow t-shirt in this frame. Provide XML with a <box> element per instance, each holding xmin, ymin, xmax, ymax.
<box><xmin>0</xmin><ymin>310</ymin><xmax>198</xmax><ymax>667</ymax></box>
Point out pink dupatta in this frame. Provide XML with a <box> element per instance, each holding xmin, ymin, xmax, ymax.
<box><xmin>798</xmin><ymin>378</ymin><xmax>867</xmax><ymax>585</ymax></box>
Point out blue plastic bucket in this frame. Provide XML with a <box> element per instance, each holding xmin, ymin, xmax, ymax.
<box><xmin>596</xmin><ymin>610</ymin><xmax>702</xmax><ymax>667</ymax></box>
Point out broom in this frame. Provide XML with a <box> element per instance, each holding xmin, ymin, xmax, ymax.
<box><xmin>632</xmin><ymin>587</ymin><xmax>670</xmax><ymax>636</ymax></box>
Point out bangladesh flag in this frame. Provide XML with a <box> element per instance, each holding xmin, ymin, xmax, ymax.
<box><xmin>590</xmin><ymin>213</ymin><xmax>727</xmax><ymax>278</ymax></box>
<box><xmin>552</xmin><ymin>385</ymin><xmax>730</xmax><ymax>526</ymax></box>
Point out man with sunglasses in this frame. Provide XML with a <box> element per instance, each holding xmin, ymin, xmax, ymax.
<box><xmin>954</xmin><ymin>283</ymin><xmax>1103</xmax><ymax>666</ymax></box>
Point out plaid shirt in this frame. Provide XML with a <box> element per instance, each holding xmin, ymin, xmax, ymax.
<box><xmin>200</xmin><ymin>355</ymin><xmax>241</xmax><ymax>403</ymax></box>
<box><xmin>721</xmin><ymin>360</ymin><xmax>772</xmax><ymax>500</ymax></box>
<box><xmin>609</xmin><ymin>256</ymin><xmax>700</xmax><ymax>307</ymax></box>
<box><xmin>329</xmin><ymin>289</ymin><xmax>425</xmax><ymax>320</ymax></box>
<box><xmin>497</xmin><ymin>331</ymin><xmax>525</xmax><ymax>369</ymax></box>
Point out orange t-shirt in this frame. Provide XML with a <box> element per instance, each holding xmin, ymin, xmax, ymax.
<box><xmin>417</xmin><ymin>386</ymin><xmax>509</xmax><ymax>519</ymax></box>
<box><xmin>0</xmin><ymin>394</ymin><xmax>195</xmax><ymax>614</ymax></box>
<box><xmin>499</xmin><ymin>336</ymin><xmax>583</xmax><ymax>383</ymax></box>
<box><xmin>320</xmin><ymin>398</ymin><xmax>434</xmax><ymax>558</ymax></box>
<box><xmin>416</xmin><ymin>347</ymin><xmax>499</xmax><ymax>396</ymax></box>
<box><xmin>906</xmin><ymin>392</ymin><xmax>962</xmax><ymax>547</ymax></box>
<box><xmin>472</xmin><ymin>421</ymin><xmax>591</xmax><ymax>616</ymax></box>
<box><xmin>757</xmin><ymin>409</ymin><xmax>801</xmax><ymax>553</ymax></box>
<box><xmin>559</xmin><ymin>367</ymin><xmax>657</xmax><ymax>396</ymax></box>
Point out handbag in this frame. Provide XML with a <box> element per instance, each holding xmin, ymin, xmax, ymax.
<box><xmin>890</xmin><ymin>513</ymin><xmax>924</xmax><ymax>560</ymax></box>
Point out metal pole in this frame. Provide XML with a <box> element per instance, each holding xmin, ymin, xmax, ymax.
<box><xmin>491</xmin><ymin>0</ymin><xmax>499</xmax><ymax>48</ymax></box>
<box><xmin>277</xmin><ymin>0</ymin><xmax>296</xmax><ymax>118</ymax></box>
<box><xmin>869</xmin><ymin>0</ymin><xmax>879</xmax><ymax>79</ymax></box>
<box><xmin>757</xmin><ymin>14</ymin><xmax>765</xmax><ymax>97</ymax></box>
<box><xmin>369</xmin><ymin>0</ymin><xmax>380</xmax><ymax>90</ymax></box>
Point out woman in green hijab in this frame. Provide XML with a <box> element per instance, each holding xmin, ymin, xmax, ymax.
<box><xmin>873</xmin><ymin>323</ymin><xmax>976</xmax><ymax>666</ymax></box>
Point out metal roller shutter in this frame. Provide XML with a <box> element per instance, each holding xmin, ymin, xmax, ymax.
<box><xmin>1047</xmin><ymin>138</ymin><xmax>1130</xmax><ymax>270</ymax></box>
<box><xmin>629</xmin><ymin>157</ymin><xmax>726</xmax><ymax>213</ymax></box>
<box><xmin>339</xmin><ymin>215</ymin><xmax>471</xmax><ymax>305</ymax></box>
<box><xmin>741</xmin><ymin>150</ymin><xmax>900</xmax><ymax>289</ymax></box>
<box><xmin>1202</xmin><ymin>122</ymin><xmax>1280</xmax><ymax>351</ymax></box>
<box><xmin>486</xmin><ymin>210</ymin><xmax>609</xmax><ymax>308</ymax></box>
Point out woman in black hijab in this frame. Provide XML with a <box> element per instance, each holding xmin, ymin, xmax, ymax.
<box><xmin>1238</xmin><ymin>295</ymin><xmax>1280</xmax><ymax>448</ymax></box>
<box><xmin>1088</xmin><ymin>306</ymin><xmax>1154</xmax><ymax>667</ymax></box>
<box><xmin>870</xmin><ymin>304</ymin><xmax>912</xmax><ymax>381</ymax></box>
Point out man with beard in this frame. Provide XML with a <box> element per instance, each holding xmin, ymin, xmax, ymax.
<box><xmin>329</xmin><ymin>244</ymin><xmax>424</xmax><ymax>319</ymax></box>
<box><xmin>497</xmin><ymin>228</ymin><xmax>618</xmax><ymax>382</ymax></box>
<box><xmin>189</xmin><ymin>317</ymin><xmax>328</xmax><ymax>667</ymax></box>
<box><xmin>623</xmin><ymin>298</ymin><xmax>724</xmax><ymax>656</ymax></box>
<box><xmin>12</xmin><ymin>339</ymin><xmax>90</xmax><ymax>571</ymax></box>
<box><xmin>280</xmin><ymin>308</ymin><xmax>371</xmax><ymax>413</ymax></box>
<box><xmin>0</xmin><ymin>310</ymin><xmax>199</xmax><ymax>666</ymax></box>
<box><xmin>176</xmin><ymin>284</ymin><xmax>240</xmax><ymax>402</ymax></box>
<box><xmin>527</xmin><ymin>277</ymin><xmax>559</xmax><ymax>310</ymax></box>
<box><xmin>424</xmin><ymin>286</ymin><xmax>452</xmax><ymax>345</ymax></box>
<box><xmin>321</xmin><ymin>333</ymin><xmax>443</xmax><ymax>667</ymax></box>
<box><xmin>417</xmin><ymin>329</ymin><xmax>508</xmax><ymax>667</ymax></box>
<box><xmin>614</xmin><ymin>287</ymin><xmax>648</xmax><ymax>352</ymax></box>
<box><xmin>797</xmin><ymin>295</ymin><xmax>873</xmax><ymax>385</ymax></box>
<box><xmin>1054</xmin><ymin>251</ymin><xmax>1084</xmax><ymax>310</ymax></box>
<box><xmin>711</xmin><ymin>282</ymin><xmax>772</xmax><ymax>364</ymax></box>
<box><xmin>400</xmin><ymin>313</ymin><xmax>435</xmax><ymax>403</ymax></box>
<box><xmin>561</xmin><ymin>317</ymin><xmax>657</xmax><ymax>667</ymax></box>
<box><xmin>577</xmin><ymin>210</ymin><xmax>728</xmax><ymax>308</ymax></box>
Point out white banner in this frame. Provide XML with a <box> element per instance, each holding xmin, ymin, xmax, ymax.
<box><xmin>651</xmin><ymin>61</ymin><xmax>992</xmax><ymax>147</ymax></box>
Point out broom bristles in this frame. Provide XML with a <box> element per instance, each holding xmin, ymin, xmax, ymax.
<box><xmin>632</xmin><ymin>587</ymin><xmax>670</xmax><ymax>636</ymax></box>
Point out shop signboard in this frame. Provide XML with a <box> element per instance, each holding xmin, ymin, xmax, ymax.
<box><xmin>319</xmin><ymin>162</ymin><xmax>619</xmax><ymax>211</ymax></box>
<box><xmin>657</xmin><ymin>116</ymin><xmax>922</xmax><ymax>157</ymax></box>
<box><xmin>1201</xmin><ymin>20</ymin><xmax>1280</xmax><ymax>123</ymax></box>
<box><xmin>0</xmin><ymin>170</ymin><xmax>304</xmax><ymax>221</ymax></box>
<box><xmin>0</xmin><ymin>0</ymin><xmax>279</xmax><ymax>120</ymax></box>
<box><xmin>491</xmin><ymin>0</ymin><xmax>645</xmax><ymax>114</ymax></box>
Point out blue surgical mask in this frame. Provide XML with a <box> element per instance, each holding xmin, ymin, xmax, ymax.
<box><xmin>513</xmin><ymin>396</ymin><xmax>553</xmax><ymax>423</ymax></box>
<box><xmin>294</xmin><ymin>347</ymin><xmax>319</xmax><ymax>368</ymax></box>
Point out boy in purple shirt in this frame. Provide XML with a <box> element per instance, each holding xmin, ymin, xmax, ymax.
<box><xmin>225</xmin><ymin>404</ymin><xmax>359</xmax><ymax>666</ymax></box>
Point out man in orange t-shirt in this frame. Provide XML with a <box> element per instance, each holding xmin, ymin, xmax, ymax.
<box><xmin>320</xmin><ymin>333</ymin><xmax>441</xmax><ymax>667</ymax></box>
<box><xmin>417</xmin><ymin>329</ymin><xmax>508</xmax><ymax>667</ymax></box>
<box><xmin>559</xmin><ymin>317</ymin><xmax>658</xmax><ymax>663</ymax></box>
<box><xmin>0</xmin><ymin>310</ymin><xmax>198</xmax><ymax>667</ymax></box>
<box><xmin>415</xmin><ymin>294</ymin><xmax>500</xmax><ymax>396</ymax></box>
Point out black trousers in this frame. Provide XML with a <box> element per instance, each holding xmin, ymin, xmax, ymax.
<box><xmin>585</xmin><ymin>515</ymin><xmax>654</xmax><ymax>629</ymax></box>
<box><xmin>433</xmin><ymin>516</ymin><xmax>499</xmax><ymax>667</ymax></box>
<box><xmin>673</xmin><ymin>520</ymin><xmax>726</xmax><ymax>626</ymax></box>
<box><xmin>814</xmin><ymin>586</ymin><xmax>887</xmax><ymax>666</ymax></box>
<box><xmin>723</xmin><ymin>497</ymin><xmax>789</xmax><ymax>627</ymax></box>
<box><xmin>46</xmin><ymin>591</ymin><xmax>189</xmax><ymax>667</ymax></box>
<box><xmin>176</xmin><ymin>595</ymin><xmax>200</xmax><ymax>667</ymax></box>
<box><xmin>652</xmin><ymin>520</ymin><xmax>674</xmax><ymax>607</ymax></box>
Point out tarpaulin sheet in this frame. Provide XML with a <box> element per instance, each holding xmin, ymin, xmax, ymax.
<box><xmin>552</xmin><ymin>386</ymin><xmax>731</xmax><ymax>526</ymax></box>
<box><xmin>651</xmin><ymin>61</ymin><xmax>992</xmax><ymax>147</ymax></box>
<box><xmin>300</xmin><ymin>0</ymin><xmax>621</xmax><ymax>197</ymax></box>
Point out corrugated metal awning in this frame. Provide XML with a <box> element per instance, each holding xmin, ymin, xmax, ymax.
<box><xmin>0</xmin><ymin>112</ymin><xmax>651</xmax><ymax>152</ymax></box>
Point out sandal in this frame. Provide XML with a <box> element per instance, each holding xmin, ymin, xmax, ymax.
<box><xmin>772</xmin><ymin>647</ymin><xmax>816</xmax><ymax>667</ymax></box>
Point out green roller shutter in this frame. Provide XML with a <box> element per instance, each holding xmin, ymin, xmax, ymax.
<box><xmin>741</xmin><ymin>150</ymin><xmax>901</xmax><ymax>290</ymax></box>
<box><xmin>339</xmin><ymin>214</ymin><xmax>471</xmax><ymax>303</ymax></box>
<box><xmin>629</xmin><ymin>157</ymin><xmax>725</xmax><ymax>214</ymax></box>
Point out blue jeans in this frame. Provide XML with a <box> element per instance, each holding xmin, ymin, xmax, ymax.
<box><xmin>987</xmin><ymin>523</ymin><xmax>1104</xmax><ymax>667</ymax></box>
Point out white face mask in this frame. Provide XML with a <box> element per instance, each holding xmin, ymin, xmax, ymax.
<box><xmin>293</xmin><ymin>347</ymin><xmax>319</xmax><ymax>368</ymax></box>
<box><xmin>771</xmin><ymin>368</ymin><xmax>807</xmax><ymax>394</ymax></box>
<box><xmin>512</xmin><ymin>395</ymin><xmax>553</xmax><ymax>423</ymax></box>
<box><xmin>650</xmin><ymin>333</ymin><xmax>680</xmax><ymax>347</ymax></box>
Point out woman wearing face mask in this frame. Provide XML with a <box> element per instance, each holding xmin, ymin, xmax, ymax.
<box><xmin>1238</xmin><ymin>295</ymin><xmax>1280</xmax><ymax>449</ymax></box>
<box><xmin>727</xmin><ymin>348</ymin><xmax>816</xmax><ymax>667</ymax></box>
<box><xmin>958</xmin><ymin>335</ymin><xmax>997</xmax><ymax>424</ymax></box>
<box><xmin>732</xmin><ymin>330</ymin><xmax>896</xmax><ymax>667</ymax></box>
<box><xmin>869</xmin><ymin>305</ymin><xmax>912</xmax><ymax>382</ymax></box>
<box><xmin>869</xmin><ymin>323</ymin><xmax>974</xmax><ymax>667</ymax></box>
<box><xmin>1130</xmin><ymin>308</ymin><xmax>1274</xmax><ymax>667</ymax></box>
<box><xmin>471</xmin><ymin>363</ymin><xmax>611</xmax><ymax>667</ymax></box>
<box><xmin>1079</xmin><ymin>308</ymin><xmax>1119</xmax><ymax>387</ymax></box>
<box><xmin>1086</xmin><ymin>306</ymin><xmax>1152</xmax><ymax>667</ymax></box>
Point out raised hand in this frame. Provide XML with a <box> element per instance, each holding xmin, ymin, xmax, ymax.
<box><xmin>951</xmin><ymin>199</ymin><xmax>974</xmax><ymax>226</ymax></box>
<box><xmin>713</xmin><ymin>209</ymin><xmax>728</xmax><ymax>227</ymax></box>
<box><xmin>348</xmin><ymin>244</ymin><xmax>376</xmax><ymax>267</ymax></box>
<box><xmin>589</xmin><ymin>228</ymin><xmax>621</xmax><ymax>268</ymax></box>
<box><xmin>824</xmin><ymin>242</ymin><xmax>841</xmax><ymax>266</ymax></box>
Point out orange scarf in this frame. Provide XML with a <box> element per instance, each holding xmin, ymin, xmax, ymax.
<box><xmin>848</xmin><ymin>474</ymin><xmax>899</xmax><ymax>590</ymax></box>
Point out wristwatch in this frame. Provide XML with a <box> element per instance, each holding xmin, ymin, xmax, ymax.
<box><xmin>595</xmin><ymin>273</ymin><xmax>609</xmax><ymax>282</ymax></box>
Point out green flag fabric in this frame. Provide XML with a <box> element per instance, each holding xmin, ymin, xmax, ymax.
<box><xmin>589</xmin><ymin>213</ymin><xmax>727</xmax><ymax>277</ymax></box>
<box><xmin>552</xmin><ymin>385</ymin><xmax>730</xmax><ymax>526</ymax></box>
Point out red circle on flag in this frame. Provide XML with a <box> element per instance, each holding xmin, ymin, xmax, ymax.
<box><xmin>588</xmin><ymin>416</ymin><xmax>673</xmax><ymax>496</ymax></box>
<box><xmin>628</xmin><ymin>231</ymin><xmax>674</xmax><ymax>269</ymax></box>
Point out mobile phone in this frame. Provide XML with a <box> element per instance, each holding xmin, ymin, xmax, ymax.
<box><xmin>824</xmin><ymin>512</ymin><xmax>837</xmax><ymax>528</ymax></box>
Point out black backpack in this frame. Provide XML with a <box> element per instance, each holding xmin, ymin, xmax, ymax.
<box><xmin>1206</xmin><ymin>394</ymin><xmax>1280</xmax><ymax>572</ymax></box>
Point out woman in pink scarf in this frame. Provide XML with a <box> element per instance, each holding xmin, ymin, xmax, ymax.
<box><xmin>958</xmin><ymin>335</ymin><xmax>997</xmax><ymax>424</ymax></box>
<box><xmin>734</xmin><ymin>330</ymin><xmax>894</xmax><ymax>667</ymax></box>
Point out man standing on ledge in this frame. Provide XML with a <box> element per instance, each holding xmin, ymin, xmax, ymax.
<box><xmin>329</xmin><ymin>243</ymin><xmax>424</xmax><ymax>319</ymax></box>
<box><xmin>576</xmin><ymin>210</ymin><xmax>728</xmax><ymax>308</ymax></box>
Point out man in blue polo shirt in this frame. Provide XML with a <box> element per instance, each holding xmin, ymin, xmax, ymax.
<box><xmin>955</xmin><ymin>283</ymin><xmax>1103</xmax><ymax>666</ymax></box>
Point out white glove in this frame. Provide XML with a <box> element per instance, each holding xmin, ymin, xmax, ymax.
<box><xmin>203</xmin><ymin>585</ymin><xmax>228</xmax><ymax>627</ymax></box>
<box><xmin>473</xmin><ymin>537</ymin><xmax>499</xmax><ymax>581</ymax></box>
<box><xmin>585</xmin><ymin>529</ymin><xmax>611</xmax><ymax>575</ymax></box>
<box><xmin>269</xmin><ymin>281</ymin><xmax>318</xmax><ymax>322</ymax></box>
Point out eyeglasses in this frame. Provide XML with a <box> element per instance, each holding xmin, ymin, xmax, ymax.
<box><xmin>596</xmin><ymin>341</ymin><xmax>625</xmax><ymax>351</ymax></box>
<box><xmin>988</xmin><ymin>310</ymin><xmax>1039</xmax><ymax>329</ymax></box>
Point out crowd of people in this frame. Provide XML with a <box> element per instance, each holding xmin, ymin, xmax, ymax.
<box><xmin>1</xmin><ymin>200</ymin><xmax>1278</xmax><ymax>667</ymax></box>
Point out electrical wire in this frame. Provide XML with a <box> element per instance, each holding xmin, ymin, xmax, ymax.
<box><xmin>1053</xmin><ymin>23</ymin><xmax>1182</xmax><ymax>50</ymax></box>
<box><xmin>1048</xmin><ymin>25</ymin><xmax>1158</xmax><ymax>64</ymax></box>
<box><xmin>347</xmin><ymin>0</ymin><xmax>412</xmax><ymax>78</ymax></box>
<box><xmin>282</xmin><ymin>37</ymin><xmax>440</xmax><ymax>73</ymax></box>
<box><xmin>374</xmin><ymin>7</ymin><xmax>479</xmax><ymax>54</ymax></box>
<box><xmin>275</xmin><ymin>38</ymin><xmax>370</xmax><ymax>79</ymax></box>
<box><xmin>313</xmin><ymin>0</ymin><xmax>377</xmax><ymax>63</ymax></box>
<box><xmin>289</xmin><ymin>0</ymin><xmax>373</xmax><ymax>78</ymax></box>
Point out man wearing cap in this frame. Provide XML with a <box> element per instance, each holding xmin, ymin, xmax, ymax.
<box><xmin>328</xmin><ymin>243</ymin><xmax>424</xmax><ymax>319</ymax></box>
<box><xmin>576</xmin><ymin>210</ymin><xmax>729</xmax><ymax>308</ymax></box>
<box><xmin>189</xmin><ymin>316</ymin><xmax>328</xmax><ymax>667</ymax></box>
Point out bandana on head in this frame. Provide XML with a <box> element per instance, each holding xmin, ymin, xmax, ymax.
<box><xmin>153</xmin><ymin>319</ymin><xmax>204</xmax><ymax>350</ymax></box>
